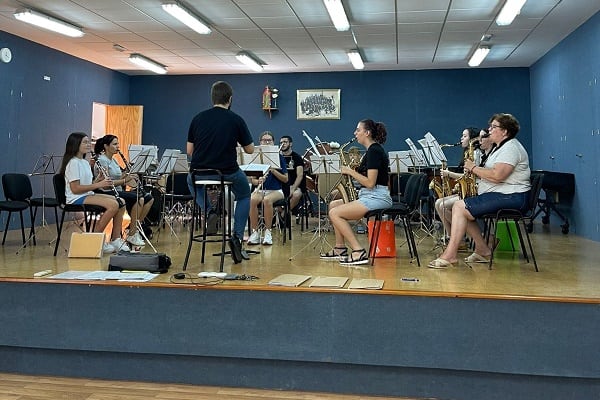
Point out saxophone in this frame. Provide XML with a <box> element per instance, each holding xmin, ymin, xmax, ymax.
<box><xmin>333</xmin><ymin>137</ymin><xmax>359</xmax><ymax>203</ymax></box>
<box><xmin>455</xmin><ymin>138</ymin><xmax>479</xmax><ymax>199</ymax></box>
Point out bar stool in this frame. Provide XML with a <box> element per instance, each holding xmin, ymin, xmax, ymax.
<box><xmin>183</xmin><ymin>169</ymin><xmax>233</xmax><ymax>272</ymax></box>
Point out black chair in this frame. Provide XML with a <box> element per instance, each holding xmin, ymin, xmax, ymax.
<box><xmin>295</xmin><ymin>189</ymin><xmax>313</xmax><ymax>232</ymax></box>
<box><xmin>52</xmin><ymin>174</ymin><xmax>105</xmax><ymax>256</ymax></box>
<box><xmin>164</xmin><ymin>173</ymin><xmax>194</xmax><ymax>228</ymax></box>
<box><xmin>0</xmin><ymin>173</ymin><xmax>33</xmax><ymax>246</ymax></box>
<box><xmin>2</xmin><ymin>173</ymin><xmax>60</xmax><ymax>246</ymax></box>
<box><xmin>480</xmin><ymin>172</ymin><xmax>545</xmax><ymax>271</ymax></box>
<box><xmin>365</xmin><ymin>173</ymin><xmax>427</xmax><ymax>267</ymax></box>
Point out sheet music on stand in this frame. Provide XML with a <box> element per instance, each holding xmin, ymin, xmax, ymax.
<box><xmin>310</xmin><ymin>154</ymin><xmax>340</xmax><ymax>174</ymax></box>
<box><xmin>239</xmin><ymin>145</ymin><xmax>280</xmax><ymax>177</ymax></box>
<box><xmin>156</xmin><ymin>149</ymin><xmax>181</xmax><ymax>175</ymax></box>
<box><xmin>388</xmin><ymin>151</ymin><xmax>412</xmax><ymax>173</ymax></box>
<box><xmin>417</xmin><ymin>132</ymin><xmax>447</xmax><ymax>167</ymax></box>
<box><xmin>405</xmin><ymin>138</ymin><xmax>428</xmax><ymax>168</ymax></box>
<box><xmin>129</xmin><ymin>144</ymin><xmax>158</xmax><ymax>165</ymax></box>
<box><xmin>130</xmin><ymin>148</ymin><xmax>155</xmax><ymax>174</ymax></box>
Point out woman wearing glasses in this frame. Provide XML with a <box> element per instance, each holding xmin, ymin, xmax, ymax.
<box><xmin>429</xmin><ymin>113</ymin><xmax>531</xmax><ymax>269</ymax></box>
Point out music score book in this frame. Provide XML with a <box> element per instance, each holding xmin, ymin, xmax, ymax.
<box><xmin>309</xmin><ymin>276</ymin><xmax>349</xmax><ymax>288</ymax></box>
<box><xmin>348</xmin><ymin>278</ymin><xmax>384</xmax><ymax>290</ymax></box>
<box><xmin>268</xmin><ymin>274</ymin><xmax>311</xmax><ymax>287</ymax></box>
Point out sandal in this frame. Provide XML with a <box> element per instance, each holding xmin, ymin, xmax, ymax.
<box><xmin>464</xmin><ymin>252</ymin><xmax>490</xmax><ymax>263</ymax></box>
<box><xmin>320</xmin><ymin>246</ymin><xmax>348</xmax><ymax>261</ymax></box>
<box><xmin>339</xmin><ymin>249</ymin><xmax>369</xmax><ymax>266</ymax></box>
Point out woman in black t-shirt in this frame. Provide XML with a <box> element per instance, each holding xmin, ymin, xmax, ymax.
<box><xmin>320</xmin><ymin>119</ymin><xmax>392</xmax><ymax>265</ymax></box>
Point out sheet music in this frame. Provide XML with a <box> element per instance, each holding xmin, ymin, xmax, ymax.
<box><xmin>130</xmin><ymin>148</ymin><xmax>154</xmax><ymax>174</ymax></box>
<box><xmin>424</xmin><ymin>132</ymin><xmax>447</xmax><ymax>164</ymax></box>
<box><xmin>239</xmin><ymin>145</ymin><xmax>281</xmax><ymax>168</ymax></box>
<box><xmin>129</xmin><ymin>144</ymin><xmax>158</xmax><ymax>164</ymax></box>
<box><xmin>404</xmin><ymin>138</ymin><xmax>427</xmax><ymax>166</ymax></box>
<box><xmin>156</xmin><ymin>149</ymin><xmax>181</xmax><ymax>175</ymax></box>
<box><xmin>310</xmin><ymin>154</ymin><xmax>340</xmax><ymax>174</ymax></box>
<box><xmin>388</xmin><ymin>151</ymin><xmax>411</xmax><ymax>173</ymax></box>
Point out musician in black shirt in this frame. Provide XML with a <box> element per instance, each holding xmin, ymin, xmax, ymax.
<box><xmin>279</xmin><ymin>135</ymin><xmax>306</xmax><ymax>211</ymax></box>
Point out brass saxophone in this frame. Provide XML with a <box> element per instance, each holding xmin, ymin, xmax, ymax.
<box><xmin>333</xmin><ymin>137</ymin><xmax>359</xmax><ymax>203</ymax></box>
<box><xmin>455</xmin><ymin>138</ymin><xmax>479</xmax><ymax>199</ymax></box>
<box><xmin>429</xmin><ymin>143</ymin><xmax>459</xmax><ymax>198</ymax></box>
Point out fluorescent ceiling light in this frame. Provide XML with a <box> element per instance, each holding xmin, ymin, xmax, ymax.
<box><xmin>14</xmin><ymin>8</ymin><xmax>84</xmax><ymax>38</ymax></box>
<box><xmin>323</xmin><ymin>0</ymin><xmax>350</xmax><ymax>31</ymax></box>
<box><xmin>347</xmin><ymin>50</ymin><xmax>364</xmax><ymax>70</ymax></box>
<box><xmin>496</xmin><ymin>0</ymin><xmax>527</xmax><ymax>26</ymax></box>
<box><xmin>162</xmin><ymin>2</ymin><xmax>211</xmax><ymax>35</ymax></box>
<box><xmin>236</xmin><ymin>51</ymin><xmax>263</xmax><ymax>72</ymax></box>
<box><xmin>129</xmin><ymin>54</ymin><xmax>167</xmax><ymax>74</ymax></box>
<box><xmin>468</xmin><ymin>46</ymin><xmax>490</xmax><ymax>67</ymax></box>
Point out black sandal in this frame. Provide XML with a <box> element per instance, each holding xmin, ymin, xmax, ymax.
<box><xmin>320</xmin><ymin>246</ymin><xmax>348</xmax><ymax>260</ymax></box>
<box><xmin>339</xmin><ymin>249</ymin><xmax>369</xmax><ymax>266</ymax></box>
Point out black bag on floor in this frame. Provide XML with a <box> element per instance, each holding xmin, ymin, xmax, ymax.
<box><xmin>108</xmin><ymin>252</ymin><xmax>172</xmax><ymax>274</ymax></box>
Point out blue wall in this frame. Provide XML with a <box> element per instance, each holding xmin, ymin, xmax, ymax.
<box><xmin>130</xmin><ymin>68</ymin><xmax>532</xmax><ymax>166</ymax></box>
<box><xmin>530</xmin><ymin>11</ymin><xmax>600</xmax><ymax>240</ymax></box>
<box><xmin>0</xmin><ymin>31</ymin><xmax>129</xmax><ymax>227</ymax></box>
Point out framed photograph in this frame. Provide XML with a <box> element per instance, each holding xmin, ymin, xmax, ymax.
<box><xmin>297</xmin><ymin>89</ymin><xmax>340</xmax><ymax>120</ymax></box>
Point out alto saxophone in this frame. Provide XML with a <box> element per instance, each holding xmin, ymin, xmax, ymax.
<box><xmin>455</xmin><ymin>138</ymin><xmax>479</xmax><ymax>199</ymax></box>
<box><xmin>333</xmin><ymin>137</ymin><xmax>359</xmax><ymax>203</ymax></box>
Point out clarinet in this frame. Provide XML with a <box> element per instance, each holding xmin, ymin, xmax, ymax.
<box><xmin>117</xmin><ymin>150</ymin><xmax>144</xmax><ymax>193</ymax></box>
<box><xmin>92</xmin><ymin>153</ymin><xmax>125</xmax><ymax>208</ymax></box>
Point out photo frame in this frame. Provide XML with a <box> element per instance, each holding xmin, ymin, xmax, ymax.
<box><xmin>297</xmin><ymin>89</ymin><xmax>340</xmax><ymax>120</ymax></box>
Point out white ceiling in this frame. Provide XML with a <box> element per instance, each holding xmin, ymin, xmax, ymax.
<box><xmin>0</xmin><ymin>0</ymin><xmax>599</xmax><ymax>75</ymax></box>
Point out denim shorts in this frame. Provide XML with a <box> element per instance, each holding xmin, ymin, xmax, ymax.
<box><xmin>464</xmin><ymin>191</ymin><xmax>529</xmax><ymax>218</ymax></box>
<box><xmin>71</xmin><ymin>195</ymin><xmax>88</xmax><ymax>205</ymax></box>
<box><xmin>357</xmin><ymin>185</ymin><xmax>393</xmax><ymax>211</ymax></box>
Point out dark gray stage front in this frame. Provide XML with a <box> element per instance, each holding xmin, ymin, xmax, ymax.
<box><xmin>0</xmin><ymin>281</ymin><xmax>597</xmax><ymax>400</ymax></box>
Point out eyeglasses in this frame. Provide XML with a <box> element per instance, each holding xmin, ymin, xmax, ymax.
<box><xmin>260</xmin><ymin>138</ymin><xmax>274</xmax><ymax>143</ymax></box>
<box><xmin>481</xmin><ymin>133</ymin><xmax>491</xmax><ymax>139</ymax></box>
<box><xmin>488</xmin><ymin>124</ymin><xmax>502</xmax><ymax>130</ymax></box>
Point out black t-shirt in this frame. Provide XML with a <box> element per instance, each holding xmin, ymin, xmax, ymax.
<box><xmin>356</xmin><ymin>143</ymin><xmax>389</xmax><ymax>187</ymax></box>
<box><xmin>283</xmin><ymin>151</ymin><xmax>306</xmax><ymax>191</ymax></box>
<box><xmin>187</xmin><ymin>107</ymin><xmax>253</xmax><ymax>174</ymax></box>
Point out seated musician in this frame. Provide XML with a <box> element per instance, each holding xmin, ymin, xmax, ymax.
<box><xmin>434</xmin><ymin>127</ymin><xmax>480</xmax><ymax>238</ymax></box>
<box><xmin>279</xmin><ymin>135</ymin><xmax>306</xmax><ymax>211</ymax></box>
<box><xmin>321</xmin><ymin>119</ymin><xmax>392</xmax><ymax>266</ymax></box>
<box><xmin>429</xmin><ymin>113</ymin><xmax>531</xmax><ymax>268</ymax></box>
<box><xmin>60</xmin><ymin>132</ymin><xmax>129</xmax><ymax>254</ymax></box>
<box><xmin>93</xmin><ymin>135</ymin><xmax>154</xmax><ymax>247</ymax></box>
<box><xmin>248</xmin><ymin>131</ymin><xmax>288</xmax><ymax>245</ymax></box>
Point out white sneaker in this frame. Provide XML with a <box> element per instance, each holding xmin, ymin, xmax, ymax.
<box><xmin>127</xmin><ymin>232</ymin><xmax>145</xmax><ymax>246</ymax></box>
<box><xmin>262</xmin><ymin>229</ymin><xmax>273</xmax><ymax>245</ymax></box>
<box><xmin>247</xmin><ymin>230</ymin><xmax>261</xmax><ymax>245</ymax></box>
<box><xmin>102</xmin><ymin>242</ymin><xmax>116</xmax><ymax>254</ymax></box>
<box><xmin>110</xmin><ymin>238</ymin><xmax>130</xmax><ymax>252</ymax></box>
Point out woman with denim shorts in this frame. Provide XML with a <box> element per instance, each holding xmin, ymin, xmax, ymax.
<box><xmin>320</xmin><ymin>119</ymin><xmax>392</xmax><ymax>266</ymax></box>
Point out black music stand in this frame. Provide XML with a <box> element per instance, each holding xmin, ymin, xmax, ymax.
<box><xmin>154</xmin><ymin>149</ymin><xmax>186</xmax><ymax>243</ymax></box>
<box><xmin>289</xmin><ymin>152</ymin><xmax>338</xmax><ymax>259</ymax></box>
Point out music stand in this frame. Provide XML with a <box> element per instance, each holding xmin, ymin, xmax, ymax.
<box><xmin>405</xmin><ymin>138</ymin><xmax>427</xmax><ymax>171</ymax></box>
<box><xmin>19</xmin><ymin>154</ymin><xmax>61</xmax><ymax>253</ymax></box>
<box><xmin>289</xmin><ymin>141</ymin><xmax>338</xmax><ymax>260</ymax></box>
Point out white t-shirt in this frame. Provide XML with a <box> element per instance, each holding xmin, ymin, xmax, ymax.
<box><xmin>96</xmin><ymin>154</ymin><xmax>124</xmax><ymax>190</ymax></box>
<box><xmin>478</xmin><ymin>138</ymin><xmax>531</xmax><ymax>194</ymax></box>
<box><xmin>64</xmin><ymin>157</ymin><xmax>95</xmax><ymax>204</ymax></box>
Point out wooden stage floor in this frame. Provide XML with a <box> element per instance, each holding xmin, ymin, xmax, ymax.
<box><xmin>1</xmin><ymin>217</ymin><xmax>599</xmax><ymax>302</ymax></box>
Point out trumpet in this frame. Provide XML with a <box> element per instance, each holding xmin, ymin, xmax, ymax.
<box><xmin>93</xmin><ymin>153</ymin><xmax>125</xmax><ymax>208</ymax></box>
<box><xmin>117</xmin><ymin>150</ymin><xmax>141</xmax><ymax>189</ymax></box>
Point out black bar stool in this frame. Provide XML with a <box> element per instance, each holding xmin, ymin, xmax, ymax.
<box><xmin>183</xmin><ymin>169</ymin><xmax>233</xmax><ymax>272</ymax></box>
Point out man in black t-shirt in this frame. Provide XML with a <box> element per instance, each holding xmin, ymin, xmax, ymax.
<box><xmin>186</xmin><ymin>81</ymin><xmax>255</xmax><ymax>256</ymax></box>
<box><xmin>279</xmin><ymin>135</ymin><xmax>306</xmax><ymax>211</ymax></box>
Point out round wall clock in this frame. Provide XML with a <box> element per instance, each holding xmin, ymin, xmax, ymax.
<box><xmin>1</xmin><ymin>47</ymin><xmax>12</xmax><ymax>63</ymax></box>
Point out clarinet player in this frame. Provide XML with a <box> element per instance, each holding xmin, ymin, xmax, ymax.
<box><xmin>93</xmin><ymin>134</ymin><xmax>154</xmax><ymax>247</ymax></box>
<box><xmin>59</xmin><ymin>132</ymin><xmax>129</xmax><ymax>254</ymax></box>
